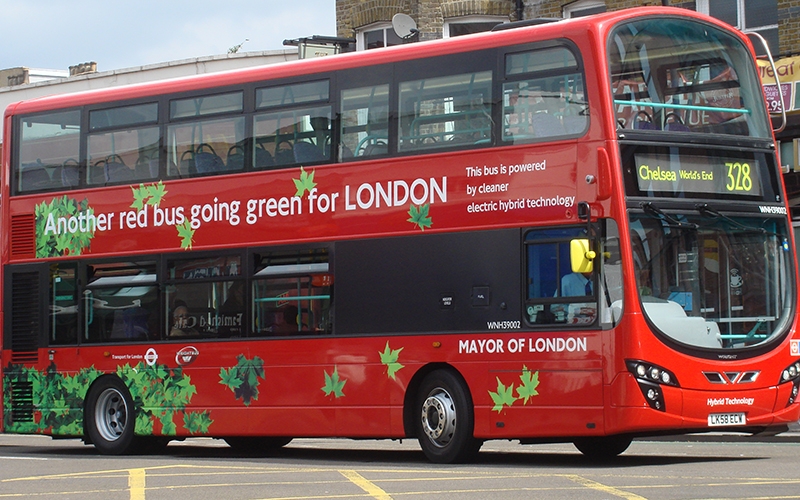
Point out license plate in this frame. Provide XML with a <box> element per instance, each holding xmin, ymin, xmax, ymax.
<box><xmin>708</xmin><ymin>412</ymin><xmax>746</xmax><ymax>427</ymax></box>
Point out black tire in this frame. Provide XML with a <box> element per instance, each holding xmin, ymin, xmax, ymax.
<box><xmin>224</xmin><ymin>437</ymin><xmax>293</xmax><ymax>453</ymax></box>
<box><xmin>85</xmin><ymin>376</ymin><xmax>137</xmax><ymax>455</ymax></box>
<box><xmin>573</xmin><ymin>435</ymin><xmax>632</xmax><ymax>460</ymax></box>
<box><xmin>415</xmin><ymin>370</ymin><xmax>482</xmax><ymax>464</ymax></box>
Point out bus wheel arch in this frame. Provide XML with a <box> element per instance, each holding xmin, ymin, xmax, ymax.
<box><xmin>409</xmin><ymin>365</ymin><xmax>482</xmax><ymax>463</ymax></box>
<box><xmin>84</xmin><ymin>375</ymin><xmax>137</xmax><ymax>455</ymax></box>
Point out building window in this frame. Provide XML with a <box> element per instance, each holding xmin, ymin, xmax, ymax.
<box><xmin>697</xmin><ymin>0</ymin><xmax>778</xmax><ymax>55</ymax></box>
<box><xmin>357</xmin><ymin>24</ymin><xmax>411</xmax><ymax>50</ymax></box>
<box><xmin>563</xmin><ymin>0</ymin><xmax>606</xmax><ymax>18</ymax></box>
<box><xmin>443</xmin><ymin>16</ymin><xmax>507</xmax><ymax>38</ymax></box>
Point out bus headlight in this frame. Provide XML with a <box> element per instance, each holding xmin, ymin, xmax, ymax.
<box><xmin>778</xmin><ymin>361</ymin><xmax>800</xmax><ymax>406</ymax></box>
<box><xmin>626</xmin><ymin>360</ymin><xmax>679</xmax><ymax>412</ymax></box>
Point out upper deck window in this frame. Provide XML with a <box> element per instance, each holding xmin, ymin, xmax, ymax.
<box><xmin>502</xmin><ymin>45</ymin><xmax>588</xmax><ymax>142</ymax></box>
<box><xmin>398</xmin><ymin>70</ymin><xmax>493</xmax><ymax>152</ymax></box>
<box><xmin>170</xmin><ymin>92</ymin><xmax>243</xmax><ymax>119</ymax></box>
<box><xmin>90</xmin><ymin>103</ymin><xmax>158</xmax><ymax>131</ymax></box>
<box><xmin>15</xmin><ymin>110</ymin><xmax>81</xmax><ymax>193</ymax></box>
<box><xmin>609</xmin><ymin>17</ymin><xmax>770</xmax><ymax>139</ymax></box>
<box><xmin>256</xmin><ymin>80</ymin><xmax>329</xmax><ymax>109</ymax></box>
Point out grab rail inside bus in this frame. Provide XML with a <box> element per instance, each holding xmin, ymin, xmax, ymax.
<box><xmin>748</xmin><ymin>31</ymin><xmax>786</xmax><ymax>134</ymax></box>
<box><xmin>613</xmin><ymin>100</ymin><xmax>751</xmax><ymax>115</ymax></box>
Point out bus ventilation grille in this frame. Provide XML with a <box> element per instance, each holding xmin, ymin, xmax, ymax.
<box><xmin>10</xmin><ymin>271</ymin><xmax>40</xmax><ymax>363</ymax></box>
<box><xmin>10</xmin><ymin>214</ymin><xmax>35</xmax><ymax>259</ymax></box>
<box><xmin>10</xmin><ymin>381</ymin><xmax>34</xmax><ymax>423</ymax></box>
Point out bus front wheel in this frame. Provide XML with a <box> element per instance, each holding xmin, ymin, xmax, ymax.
<box><xmin>415</xmin><ymin>370</ymin><xmax>481</xmax><ymax>463</ymax></box>
<box><xmin>85</xmin><ymin>376</ymin><xmax>137</xmax><ymax>455</ymax></box>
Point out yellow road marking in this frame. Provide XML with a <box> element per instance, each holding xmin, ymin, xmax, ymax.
<box><xmin>129</xmin><ymin>468</ymin><xmax>146</xmax><ymax>500</ymax></box>
<box><xmin>340</xmin><ymin>470</ymin><xmax>392</xmax><ymax>500</ymax></box>
<box><xmin>566</xmin><ymin>474</ymin><xmax>647</xmax><ymax>500</ymax></box>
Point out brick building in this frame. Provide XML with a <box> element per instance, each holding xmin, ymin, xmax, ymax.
<box><xmin>336</xmin><ymin>0</ymin><xmax>800</xmax><ymax>213</ymax></box>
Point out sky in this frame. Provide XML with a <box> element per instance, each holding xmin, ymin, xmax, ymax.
<box><xmin>0</xmin><ymin>0</ymin><xmax>337</xmax><ymax>73</ymax></box>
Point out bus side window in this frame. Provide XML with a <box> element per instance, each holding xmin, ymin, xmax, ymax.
<box><xmin>49</xmin><ymin>263</ymin><xmax>79</xmax><ymax>345</ymax></box>
<box><xmin>340</xmin><ymin>84</ymin><xmax>390</xmax><ymax>159</ymax></box>
<box><xmin>252</xmin><ymin>250</ymin><xmax>332</xmax><ymax>336</ymax></box>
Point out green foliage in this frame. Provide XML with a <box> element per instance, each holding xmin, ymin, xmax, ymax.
<box><xmin>516</xmin><ymin>365</ymin><xmax>540</xmax><ymax>404</ymax></box>
<box><xmin>35</xmin><ymin>196</ymin><xmax>94</xmax><ymax>257</ymax></box>
<box><xmin>321</xmin><ymin>366</ymin><xmax>346</xmax><ymax>398</ymax></box>
<box><xmin>489</xmin><ymin>377</ymin><xmax>517</xmax><ymax>413</ymax></box>
<box><xmin>3</xmin><ymin>362</ymin><xmax>102</xmax><ymax>435</ymax></box>
<box><xmin>131</xmin><ymin>181</ymin><xmax>168</xmax><ymax>210</ymax></box>
<box><xmin>3</xmin><ymin>361</ymin><xmax>205</xmax><ymax>437</ymax></box>
<box><xmin>116</xmin><ymin>362</ymin><xmax>200</xmax><ymax>436</ymax></box>
<box><xmin>293</xmin><ymin>167</ymin><xmax>317</xmax><ymax>197</ymax></box>
<box><xmin>488</xmin><ymin>366</ymin><xmax>542</xmax><ymax>413</ymax></box>
<box><xmin>407</xmin><ymin>203</ymin><xmax>432</xmax><ymax>231</ymax></box>
<box><xmin>184</xmin><ymin>411</ymin><xmax>214</xmax><ymax>434</ymax></box>
<box><xmin>219</xmin><ymin>354</ymin><xmax>265</xmax><ymax>406</ymax></box>
<box><xmin>176</xmin><ymin>220</ymin><xmax>195</xmax><ymax>249</ymax></box>
<box><xmin>379</xmin><ymin>342</ymin><xmax>404</xmax><ymax>380</ymax></box>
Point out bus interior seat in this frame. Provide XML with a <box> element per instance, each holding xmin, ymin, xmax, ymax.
<box><xmin>60</xmin><ymin>160</ymin><xmax>80</xmax><ymax>188</ymax></box>
<box><xmin>293</xmin><ymin>141</ymin><xmax>327</xmax><ymax>163</ymax></box>
<box><xmin>194</xmin><ymin>145</ymin><xmax>226</xmax><ymax>173</ymax></box>
<box><xmin>19</xmin><ymin>163</ymin><xmax>53</xmax><ymax>191</ymax></box>
<box><xmin>254</xmin><ymin>147</ymin><xmax>274</xmax><ymax>168</ymax></box>
<box><xmin>226</xmin><ymin>145</ymin><xmax>246</xmax><ymax>171</ymax></box>
<box><xmin>105</xmin><ymin>161</ymin><xmax>135</xmax><ymax>183</ymax></box>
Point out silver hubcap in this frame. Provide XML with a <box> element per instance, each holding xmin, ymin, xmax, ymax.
<box><xmin>94</xmin><ymin>388</ymin><xmax>128</xmax><ymax>442</ymax></box>
<box><xmin>421</xmin><ymin>388</ymin><xmax>456</xmax><ymax>448</ymax></box>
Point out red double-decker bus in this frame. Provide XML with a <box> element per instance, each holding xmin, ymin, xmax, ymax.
<box><xmin>2</xmin><ymin>6</ymin><xmax>799</xmax><ymax>463</ymax></box>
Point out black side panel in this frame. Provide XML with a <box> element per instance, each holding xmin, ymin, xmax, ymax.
<box><xmin>335</xmin><ymin>229</ymin><xmax>521</xmax><ymax>334</ymax></box>
<box><xmin>4</xmin><ymin>264</ymin><xmax>47</xmax><ymax>362</ymax></box>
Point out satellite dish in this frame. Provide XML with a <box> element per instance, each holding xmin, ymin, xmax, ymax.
<box><xmin>392</xmin><ymin>13</ymin><xmax>418</xmax><ymax>39</ymax></box>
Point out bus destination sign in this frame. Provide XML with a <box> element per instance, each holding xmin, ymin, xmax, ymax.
<box><xmin>635</xmin><ymin>153</ymin><xmax>762</xmax><ymax>198</ymax></box>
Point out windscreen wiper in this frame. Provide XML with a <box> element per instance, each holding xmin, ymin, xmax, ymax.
<box><xmin>640</xmin><ymin>202</ymin><xmax>698</xmax><ymax>229</ymax></box>
<box><xmin>695</xmin><ymin>204</ymin><xmax>767</xmax><ymax>234</ymax></box>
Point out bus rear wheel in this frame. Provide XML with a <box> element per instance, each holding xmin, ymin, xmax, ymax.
<box><xmin>85</xmin><ymin>376</ymin><xmax>136</xmax><ymax>455</ymax></box>
<box><xmin>573</xmin><ymin>435</ymin><xmax>632</xmax><ymax>459</ymax></box>
<box><xmin>415</xmin><ymin>370</ymin><xmax>481</xmax><ymax>463</ymax></box>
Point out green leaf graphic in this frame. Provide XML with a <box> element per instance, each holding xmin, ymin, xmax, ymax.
<box><xmin>516</xmin><ymin>365</ymin><xmax>540</xmax><ymax>404</ymax></box>
<box><xmin>488</xmin><ymin>377</ymin><xmax>516</xmax><ymax>413</ymax></box>
<box><xmin>35</xmin><ymin>196</ymin><xmax>94</xmax><ymax>258</ymax></box>
<box><xmin>293</xmin><ymin>167</ymin><xmax>317</xmax><ymax>197</ymax></box>
<box><xmin>219</xmin><ymin>355</ymin><xmax>265</xmax><ymax>406</ymax></box>
<box><xmin>131</xmin><ymin>181</ymin><xmax>168</xmax><ymax>210</ymax></box>
<box><xmin>322</xmin><ymin>366</ymin><xmax>346</xmax><ymax>398</ymax></box>
<box><xmin>184</xmin><ymin>411</ymin><xmax>214</xmax><ymax>434</ymax></box>
<box><xmin>407</xmin><ymin>203</ymin><xmax>432</xmax><ymax>231</ymax></box>
<box><xmin>176</xmin><ymin>220</ymin><xmax>195</xmax><ymax>249</ymax></box>
<box><xmin>379</xmin><ymin>342</ymin><xmax>404</xmax><ymax>380</ymax></box>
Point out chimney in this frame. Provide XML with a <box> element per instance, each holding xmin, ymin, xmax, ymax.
<box><xmin>69</xmin><ymin>62</ymin><xmax>98</xmax><ymax>76</ymax></box>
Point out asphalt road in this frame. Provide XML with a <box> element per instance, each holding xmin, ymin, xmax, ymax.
<box><xmin>1</xmin><ymin>432</ymin><xmax>800</xmax><ymax>499</ymax></box>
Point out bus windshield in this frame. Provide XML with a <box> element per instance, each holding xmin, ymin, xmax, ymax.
<box><xmin>609</xmin><ymin>17</ymin><xmax>770</xmax><ymax>139</ymax></box>
<box><xmin>630</xmin><ymin>209</ymin><xmax>792</xmax><ymax>351</ymax></box>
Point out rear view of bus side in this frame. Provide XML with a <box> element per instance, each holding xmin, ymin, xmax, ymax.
<box><xmin>2</xmin><ymin>6</ymin><xmax>798</xmax><ymax>463</ymax></box>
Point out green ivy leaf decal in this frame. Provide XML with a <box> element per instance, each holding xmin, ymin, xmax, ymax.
<box><xmin>322</xmin><ymin>366</ymin><xmax>346</xmax><ymax>398</ymax></box>
<box><xmin>489</xmin><ymin>377</ymin><xmax>516</xmax><ymax>413</ymax></box>
<box><xmin>293</xmin><ymin>167</ymin><xmax>317</xmax><ymax>197</ymax></box>
<box><xmin>219</xmin><ymin>355</ymin><xmax>265</xmax><ymax>406</ymax></box>
<box><xmin>176</xmin><ymin>220</ymin><xmax>195</xmax><ymax>249</ymax></box>
<box><xmin>407</xmin><ymin>203</ymin><xmax>432</xmax><ymax>231</ymax></box>
<box><xmin>379</xmin><ymin>342</ymin><xmax>404</xmax><ymax>380</ymax></box>
<box><xmin>516</xmin><ymin>365</ymin><xmax>540</xmax><ymax>404</ymax></box>
<box><xmin>130</xmin><ymin>181</ymin><xmax>168</xmax><ymax>210</ymax></box>
<box><xmin>184</xmin><ymin>411</ymin><xmax>214</xmax><ymax>434</ymax></box>
<box><xmin>35</xmin><ymin>196</ymin><xmax>94</xmax><ymax>258</ymax></box>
